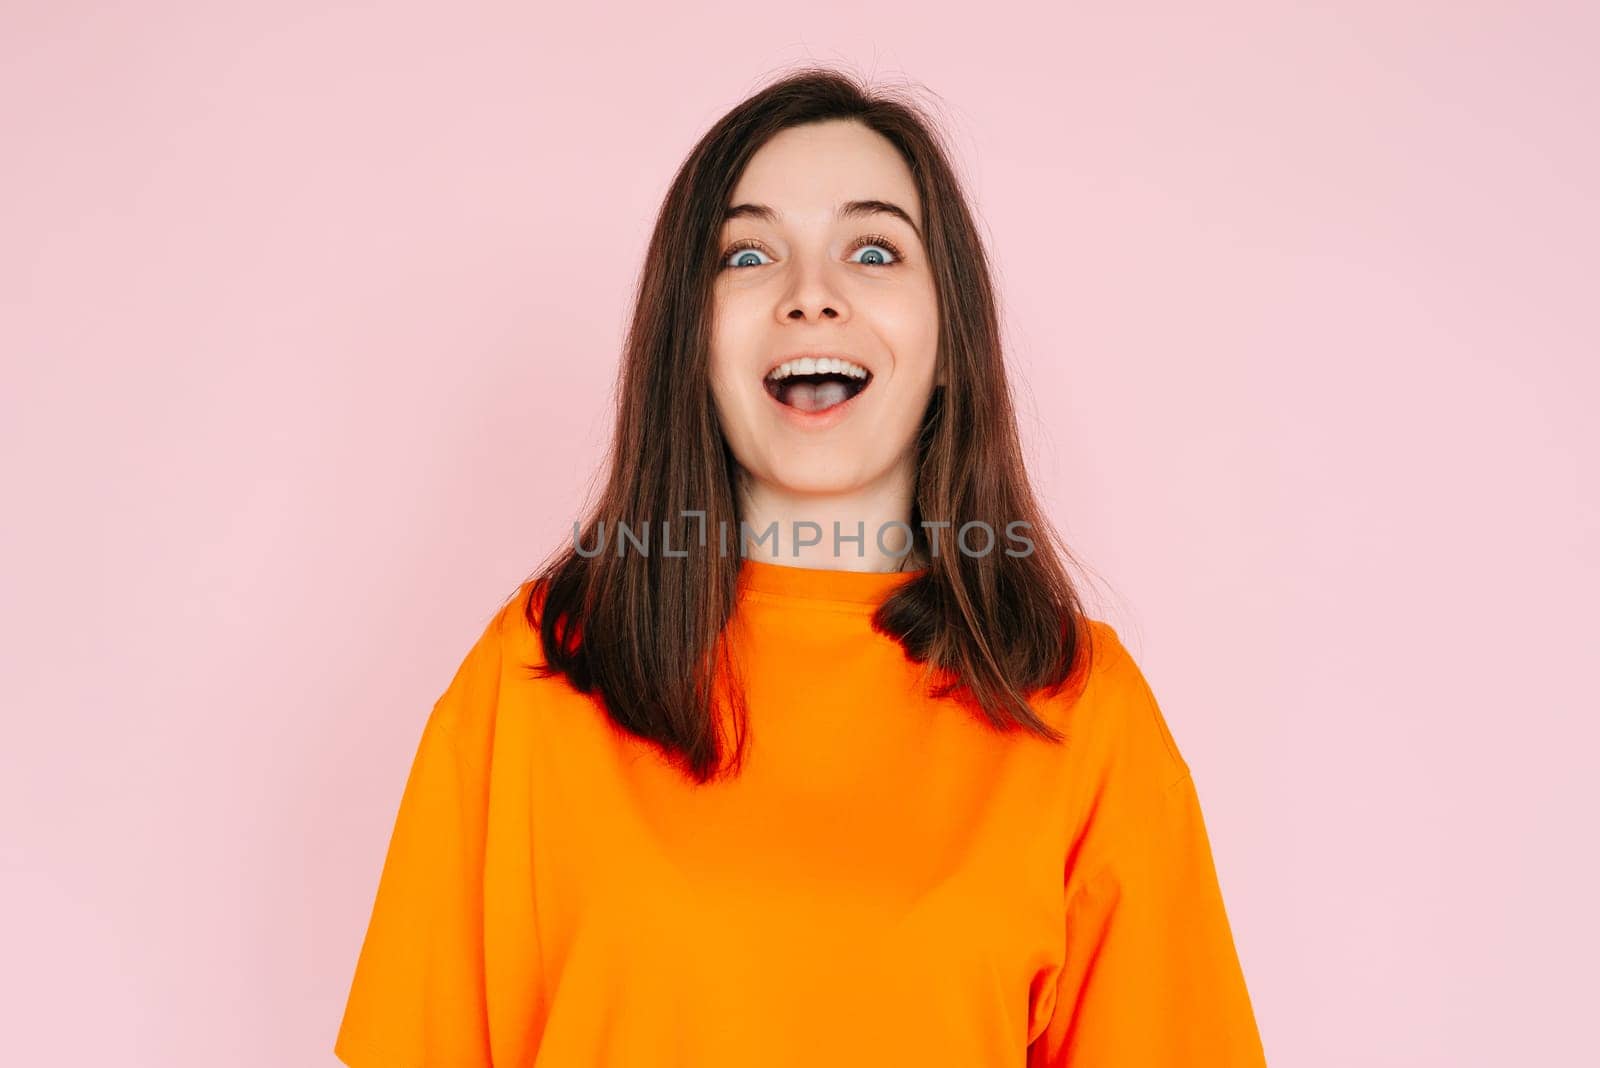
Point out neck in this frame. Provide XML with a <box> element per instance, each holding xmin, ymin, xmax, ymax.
<box><xmin>733</xmin><ymin>458</ymin><xmax>922</xmax><ymax>573</ymax></box>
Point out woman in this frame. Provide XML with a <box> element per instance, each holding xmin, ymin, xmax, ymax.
<box><xmin>335</xmin><ymin>68</ymin><xmax>1267</xmax><ymax>1066</ymax></box>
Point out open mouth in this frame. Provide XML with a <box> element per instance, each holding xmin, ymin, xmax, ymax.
<box><xmin>763</xmin><ymin>366</ymin><xmax>873</xmax><ymax>414</ymax></box>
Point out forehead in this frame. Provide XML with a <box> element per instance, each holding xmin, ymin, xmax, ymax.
<box><xmin>726</xmin><ymin>120</ymin><xmax>921</xmax><ymax>223</ymax></box>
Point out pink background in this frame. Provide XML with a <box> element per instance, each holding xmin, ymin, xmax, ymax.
<box><xmin>3</xmin><ymin>3</ymin><xmax>1595</xmax><ymax>1065</ymax></box>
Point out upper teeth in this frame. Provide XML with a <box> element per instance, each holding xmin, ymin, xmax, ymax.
<box><xmin>766</xmin><ymin>357</ymin><xmax>870</xmax><ymax>381</ymax></box>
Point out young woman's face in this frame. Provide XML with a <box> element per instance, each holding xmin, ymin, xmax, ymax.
<box><xmin>709</xmin><ymin>119</ymin><xmax>940</xmax><ymax>501</ymax></box>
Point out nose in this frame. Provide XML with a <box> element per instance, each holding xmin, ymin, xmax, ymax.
<box><xmin>778</xmin><ymin>260</ymin><xmax>848</xmax><ymax>323</ymax></box>
<box><xmin>787</xmin><ymin>304</ymin><xmax>839</xmax><ymax>320</ymax></box>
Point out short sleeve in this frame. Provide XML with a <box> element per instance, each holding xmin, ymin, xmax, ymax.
<box><xmin>1028</xmin><ymin>633</ymin><xmax>1267</xmax><ymax>1066</ymax></box>
<box><xmin>333</xmin><ymin>611</ymin><xmax>505</xmax><ymax>1068</ymax></box>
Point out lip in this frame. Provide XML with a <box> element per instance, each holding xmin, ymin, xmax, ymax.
<box><xmin>760</xmin><ymin>350</ymin><xmax>875</xmax><ymax>432</ymax></box>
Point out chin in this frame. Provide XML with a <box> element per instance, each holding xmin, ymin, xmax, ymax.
<box><xmin>764</xmin><ymin>469</ymin><xmax>860</xmax><ymax>496</ymax></box>
<box><xmin>752</xmin><ymin>454</ymin><xmax>871</xmax><ymax>494</ymax></box>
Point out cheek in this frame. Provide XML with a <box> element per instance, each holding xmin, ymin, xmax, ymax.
<box><xmin>875</xmin><ymin>286</ymin><xmax>941</xmax><ymax>370</ymax></box>
<box><xmin>707</xmin><ymin>312</ymin><xmax>758</xmax><ymax>432</ymax></box>
<box><xmin>706</xmin><ymin>298</ymin><xmax>738</xmax><ymax>398</ymax></box>
<box><xmin>706</xmin><ymin>354</ymin><xmax>742</xmax><ymax>430</ymax></box>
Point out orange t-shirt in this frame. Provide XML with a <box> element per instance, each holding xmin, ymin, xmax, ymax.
<box><xmin>334</xmin><ymin>558</ymin><xmax>1266</xmax><ymax>1066</ymax></box>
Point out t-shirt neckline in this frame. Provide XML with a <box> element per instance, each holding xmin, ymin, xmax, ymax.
<box><xmin>735</xmin><ymin>556</ymin><xmax>928</xmax><ymax>608</ymax></box>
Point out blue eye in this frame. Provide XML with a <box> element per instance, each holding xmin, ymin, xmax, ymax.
<box><xmin>718</xmin><ymin>234</ymin><xmax>908</xmax><ymax>271</ymax></box>
<box><xmin>724</xmin><ymin>243</ymin><xmax>771</xmax><ymax>269</ymax></box>
<box><xmin>850</xmin><ymin>243</ymin><xmax>897</xmax><ymax>266</ymax></box>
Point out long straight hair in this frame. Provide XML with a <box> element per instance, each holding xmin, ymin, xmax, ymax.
<box><xmin>523</xmin><ymin>67</ymin><xmax>1101</xmax><ymax>784</ymax></box>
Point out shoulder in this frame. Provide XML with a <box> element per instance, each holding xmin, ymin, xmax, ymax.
<box><xmin>424</xmin><ymin>579</ymin><xmax>547</xmax><ymax>762</ymax></box>
<box><xmin>1054</xmin><ymin>617</ymin><xmax>1192</xmax><ymax>790</ymax></box>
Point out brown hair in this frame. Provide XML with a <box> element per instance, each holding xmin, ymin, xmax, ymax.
<box><xmin>521</xmin><ymin>66</ymin><xmax>1100</xmax><ymax>784</ymax></box>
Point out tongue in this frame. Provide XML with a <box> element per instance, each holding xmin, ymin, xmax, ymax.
<box><xmin>781</xmin><ymin>378</ymin><xmax>853</xmax><ymax>412</ymax></box>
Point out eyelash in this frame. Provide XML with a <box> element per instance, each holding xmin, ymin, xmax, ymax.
<box><xmin>719</xmin><ymin>232</ymin><xmax>907</xmax><ymax>270</ymax></box>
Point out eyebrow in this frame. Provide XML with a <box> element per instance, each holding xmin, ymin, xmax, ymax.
<box><xmin>722</xmin><ymin>199</ymin><xmax>923</xmax><ymax>242</ymax></box>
